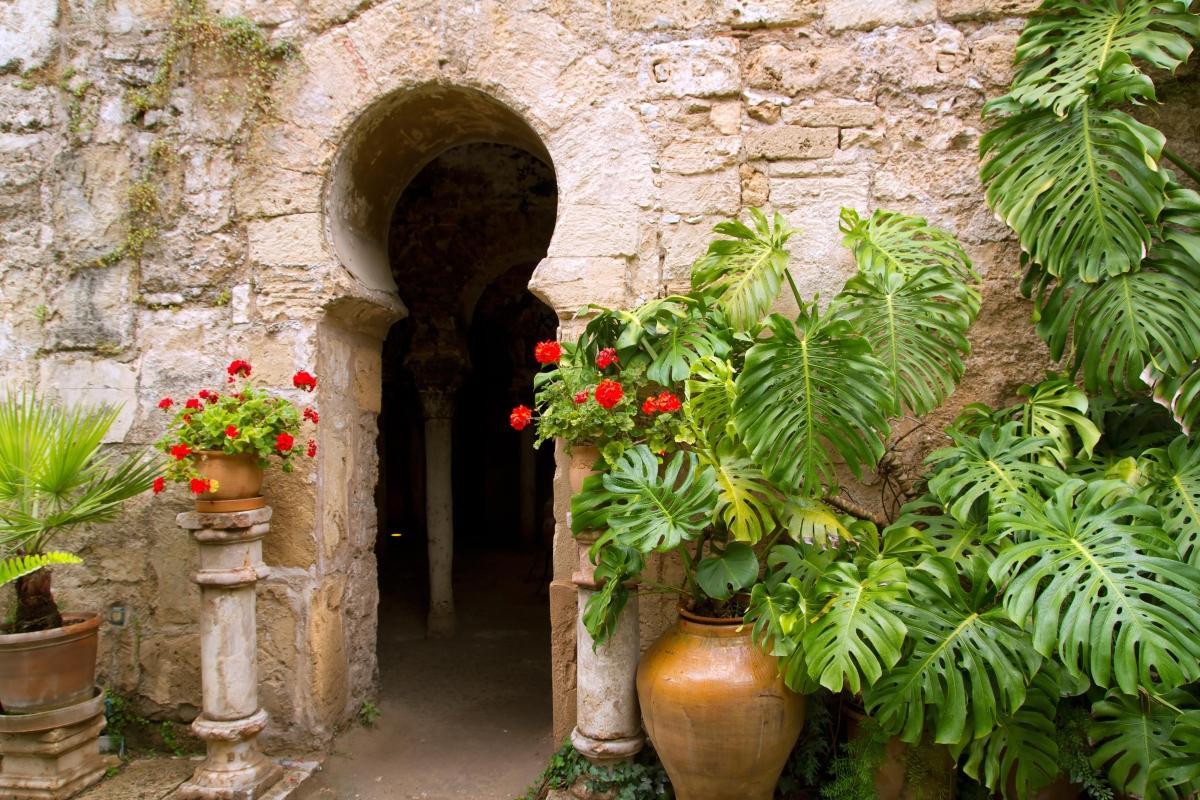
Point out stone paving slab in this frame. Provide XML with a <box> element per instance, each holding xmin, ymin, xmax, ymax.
<box><xmin>76</xmin><ymin>756</ymin><xmax>319</xmax><ymax>800</ymax></box>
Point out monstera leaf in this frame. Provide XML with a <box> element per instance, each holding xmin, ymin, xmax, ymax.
<box><xmin>691</xmin><ymin>208</ymin><xmax>794</xmax><ymax>331</ymax></box>
<box><xmin>684</xmin><ymin>355</ymin><xmax>738</xmax><ymax>448</ymax></box>
<box><xmin>801</xmin><ymin>558</ymin><xmax>908</xmax><ymax>694</ymax></box>
<box><xmin>891</xmin><ymin>496</ymin><xmax>1001</xmax><ymax>571</ymax></box>
<box><xmin>991</xmin><ymin>479</ymin><xmax>1200</xmax><ymax>695</ymax></box>
<box><xmin>745</xmin><ymin>578</ymin><xmax>804</xmax><ymax>659</ymax></box>
<box><xmin>1014</xmin><ymin>378</ymin><xmax>1102</xmax><ymax>463</ymax></box>
<box><xmin>1091</xmin><ymin>689</ymin><xmax>1200</xmax><ymax>800</ymax></box>
<box><xmin>645</xmin><ymin>300</ymin><xmax>732</xmax><ymax>385</ymax></box>
<box><xmin>582</xmin><ymin>446</ymin><xmax>718</xmax><ymax>553</ymax></box>
<box><xmin>709</xmin><ymin>440</ymin><xmax>780</xmax><ymax>544</ymax></box>
<box><xmin>1150</xmin><ymin>359</ymin><xmax>1200</xmax><ymax>436</ymax></box>
<box><xmin>696</xmin><ymin>541</ymin><xmax>758</xmax><ymax>601</ymax></box>
<box><xmin>1001</xmin><ymin>0</ymin><xmax>1200</xmax><ymax>114</ymax></box>
<box><xmin>734</xmin><ymin>310</ymin><xmax>892</xmax><ymax>495</ymax></box>
<box><xmin>980</xmin><ymin>101</ymin><xmax>1167</xmax><ymax>283</ymax></box>
<box><xmin>866</xmin><ymin>559</ymin><xmax>1043</xmax><ymax>746</ymax></box>
<box><xmin>581</xmin><ymin>544</ymin><xmax>645</xmax><ymax>645</ymax></box>
<box><xmin>1162</xmin><ymin>709</ymin><xmax>1200</xmax><ymax>792</ymax></box>
<box><xmin>1142</xmin><ymin>436</ymin><xmax>1200</xmax><ymax>567</ymax></box>
<box><xmin>925</xmin><ymin>423</ymin><xmax>1067</xmax><ymax>523</ymax></box>
<box><xmin>959</xmin><ymin>668</ymin><xmax>1061</xmax><ymax>800</ymax></box>
<box><xmin>839</xmin><ymin>208</ymin><xmax>978</xmax><ymax>284</ymax></box>
<box><xmin>833</xmin><ymin>265</ymin><xmax>978</xmax><ymax>416</ymax></box>
<box><xmin>783</xmin><ymin>496</ymin><xmax>854</xmax><ymax>548</ymax></box>
<box><xmin>1030</xmin><ymin>245</ymin><xmax>1200</xmax><ymax>396</ymax></box>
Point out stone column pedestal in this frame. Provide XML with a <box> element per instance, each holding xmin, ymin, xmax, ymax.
<box><xmin>175</xmin><ymin>507</ymin><xmax>282</xmax><ymax>800</ymax></box>
<box><xmin>0</xmin><ymin>689</ymin><xmax>108</xmax><ymax>799</ymax></box>
<box><xmin>569</xmin><ymin>532</ymin><xmax>644</xmax><ymax>774</ymax></box>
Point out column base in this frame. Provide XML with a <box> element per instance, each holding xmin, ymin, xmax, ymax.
<box><xmin>0</xmin><ymin>689</ymin><xmax>109</xmax><ymax>800</ymax></box>
<box><xmin>176</xmin><ymin>710</ymin><xmax>282</xmax><ymax>800</ymax></box>
<box><xmin>426</xmin><ymin>608</ymin><xmax>456</xmax><ymax>638</ymax></box>
<box><xmin>570</xmin><ymin>727</ymin><xmax>644</xmax><ymax>765</ymax></box>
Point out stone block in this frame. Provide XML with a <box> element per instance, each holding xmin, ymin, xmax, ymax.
<box><xmin>546</xmin><ymin>204</ymin><xmax>641</xmax><ymax>259</ymax></box>
<box><xmin>37</xmin><ymin>357</ymin><xmax>138</xmax><ymax>442</ymax></box>
<box><xmin>641</xmin><ymin>39</ymin><xmax>740</xmax><ymax>99</ymax></box>
<box><xmin>740</xmin><ymin>163</ymin><xmax>770</xmax><ymax>207</ymax></box>
<box><xmin>660</xmin><ymin>137</ymin><xmax>741</xmax><ymax>175</ymax></box>
<box><xmin>825</xmin><ymin>0</ymin><xmax>936</xmax><ymax>30</ymax></box>
<box><xmin>529</xmin><ymin>257</ymin><xmax>629</xmax><ymax>314</ymax></box>
<box><xmin>138</xmin><ymin>634</ymin><xmax>202</xmax><ymax>709</ymax></box>
<box><xmin>782</xmin><ymin>102</ymin><xmax>881</xmax><ymax>128</ymax></box>
<box><xmin>660</xmin><ymin>216</ymin><xmax>722</xmax><ymax>290</ymax></box>
<box><xmin>720</xmin><ymin>0</ymin><xmax>822</xmax><ymax>28</ymax></box>
<box><xmin>745</xmin><ymin>126</ymin><xmax>838</xmax><ymax>160</ymax></box>
<box><xmin>0</xmin><ymin>0</ymin><xmax>58</xmax><ymax>72</ymax></box>
<box><xmin>248</xmin><ymin>213</ymin><xmax>327</xmax><ymax>267</ymax></box>
<box><xmin>660</xmin><ymin>170</ymin><xmax>741</xmax><ymax>215</ymax></box>
<box><xmin>769</xmin><ymin>175</ymin><xmax>867</xmax><ymax>299</ymax></box>
<box><xmin>938</xmin><ymin>0</ymin><xmax>1040</xmax><ymax>21</ymax></box>
<box><xmin>0</xmin><ymin>692</ymin><xmax>108</xmax><ymax>800</ymax></box>
<box><xmin>261</xmin><ymin>471</ymin><xmax>317</xmax><ymax>568</ymax></box>
<box><xmin>708</xmin><ymin>100</ymin><xmax>742</xmax><ymax>135</ymax></box>
<box><xmin>611</xmin><ymin>0</ymin><xmax>717</xmax><ymax>29</ymax></box>
<box><xmin>257</xmin><ymin>582</ymin><xmax>300</xmax><ymax>726</ymax></box>
<box><xmin>307</xmin><ymin>574</ymin><xmax>349</xmax><ymax>726</ymax></box>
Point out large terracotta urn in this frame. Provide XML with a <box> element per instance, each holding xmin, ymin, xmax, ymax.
<box><xmin>637</xmin><ymin>607</ymin><xmax>805</xmax><ymax>800</ymax></box>
<box><xmin>0</xmin><ymin>611</ymin><xmax>99</xmax><ymax>713</ymax></box>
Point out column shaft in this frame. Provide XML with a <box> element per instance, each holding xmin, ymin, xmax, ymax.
<box><xmin>424</xmin><ymin>414</ymin><xmax>456</xmax><ymax>637</ymax></box>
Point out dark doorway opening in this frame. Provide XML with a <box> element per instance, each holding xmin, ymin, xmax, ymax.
<box><xmin>369</xmin><ymin>142</ymin><xmax>558</xmax><ymax>796</ymax></box>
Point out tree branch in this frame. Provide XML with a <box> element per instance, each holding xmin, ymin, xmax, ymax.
<box><xmin>824</xmin><ymin>493</ymin><xmax>890</xmax><ymax>528</ymax></box>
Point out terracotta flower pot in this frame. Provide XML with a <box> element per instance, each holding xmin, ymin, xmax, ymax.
<box><xmin>193</xmin><ymin>451</ymin><xmax>264</xmax><ymax>509</ymax></box>
<box><xmin>567</xmin><ymin>443</ymin><xmax>601</xmax><ymax>495</ymax></box>
<box><xmin>0</xmin><ymin>612</ymin><xmax>99</xmax><ymax>714</ymax></box>
<box><xmin>637</xmin><ymin>607</ymin><xmax>806</xmax><ymax>800</ymax></box>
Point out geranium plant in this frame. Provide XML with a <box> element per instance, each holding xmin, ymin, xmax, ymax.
<box><xmin>154</xmin><ymin>360</ymin><xmax>318</xmax><ymax>494</ymax></box>
<box><xmin>510</xmin><ymin>337</ymin><xmax>689</xmax><ymax>463</ymax></box>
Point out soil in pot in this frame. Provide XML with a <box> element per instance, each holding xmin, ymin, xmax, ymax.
<box><xmin>0</xmin><ymin>611</ymin><xmax>100</xmax><ymax>714</ymax></box>
<box><xmin>637</xmin><ymin>606</ymin><xmax>806</xmax><ymax>800</ymax></box>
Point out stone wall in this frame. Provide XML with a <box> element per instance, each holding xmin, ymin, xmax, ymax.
<box><xmin>1</xmin><ymin>0</ymin><xmax>1196</xmax><ymax>749</ymax></box>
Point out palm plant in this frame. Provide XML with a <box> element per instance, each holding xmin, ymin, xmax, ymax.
<box><xmin>0</xmin><ymin>395</ymin><xmax>160</xmax><ymax>632</ymax></box>
<box><xmin>571</xmin><ymin>205</ymin><xmax>980</xmax><ymax>640</ymax></box>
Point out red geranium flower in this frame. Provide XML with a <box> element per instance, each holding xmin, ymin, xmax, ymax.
<box><xmin>170</xmin><ymin>443</ymin><xmax>192</xmax><ymax>460</ymax></box>
<box><xmin>198</xmin><ymin>389</ymin><xmax>210</xmax><ymax>400</ymax></box>
<box><xmin>596</xmin><ymin>348</ymin><xmax>619</xmax><ymax>369</ymax></box>
<box><xmin>574</xmin><ymin>390</ymin><xmax>589</xmax><ymax>404</ymax></box>
<box><xmin>509</xmin><ymin>405</ymin><xmax>533</xmax><ymax>431</ymax></box>
<box><xmin>306</xmin><ymin>439</ymin><xmax>317</xmax><ymax>458</ymax></box>
<box><xmin>656</xmin><ymin>392</ymin><xmax>682</xmax><ymax>413</ymax></box>
<box><xmin>642</xmin><ymin>397</ymin><xmax>658</xmax><ymax>415</ymax></box>
<box><xmin>205</xmin><ymin>392</ymin><xmax>219</xmax><ymax>404</ymax></box>
<box><xmin>304</xmin><ymin>407</ymin><xmax>319</xmax><ymax>424</ymax></box>
<box><xmin>158</xmin><ymin>397</ymin><xmax>173</xmax><ymax>410</ymax></box>
<box><xmin>225</xmin><ymin>425</ymin><xmax>238</xmax><ymax>438</ymax></box>
<box><xmin>227</xmin><ymin>359</ymin><xmax>252</xmax><ymax>378</ymax></box>
<box><xmin>275</xmin><ymin>432</ymin><xmax>295</xmax><ymax>453</ymax></box>
<box><xmin>595</xmin><ymin>379</ymin><xmax>624</xmax><ymax>409</ymax></box>
<box><xmin>533</xmin><ymin>340</ymin><xmax>562</xmax><ymax>365</ymax></box>
<box><xmin>189</xmin><ymin>478</ymin><xmax>211</xmax><ymax>495</ymax></box>
<box><xmin>152</xmin><ymin>476</ymin><xmax>165</xmax><ymax>495</ymax></box>
<box><xmin>185</xmin><ymin>398</ymin><xmax>202</xmax><ymax>410</ymax></box>
<box><xmin>182</xmin><ymin>414</ymin><xmax>192</xmax><ymax>424</ymax></box>
<box><xmin>293</xmin><ymin>371</ymin><xmax>317</xmax><ymax>392</ymax></box>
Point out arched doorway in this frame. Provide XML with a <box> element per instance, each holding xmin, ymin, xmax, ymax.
<box><xmin>306</xmin><ymin>88</ymin><xmax>559</xmax><ymax>797</ymax></box>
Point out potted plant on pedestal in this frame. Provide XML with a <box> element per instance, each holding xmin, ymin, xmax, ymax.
<box><xmin>0</xmin><ymin>395</ymin><xmax>160</xmax><ymax>713</ymax></box>
<box><xmin>154</xmin><ymin>359</ymin><xmax>318</xmax><ymax>511</ymax></box>
<box><xmin>552</xmin><ymin>206</ymin><xmax>981</xmax><ymax>800</ymax></box>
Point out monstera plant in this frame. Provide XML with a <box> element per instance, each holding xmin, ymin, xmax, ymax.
<box><xmin>743</xmin><ymin>2</ymin><xmax>1200</xmax><ymax>798</ymax></box>
<box><xmin>571</xmin><ymin>207</ymin><xmax>980</xmax><ymax>640</ymax></box>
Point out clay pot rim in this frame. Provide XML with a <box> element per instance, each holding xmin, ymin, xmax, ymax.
<box><xmin>678</xmin><ymin>603</ymin><xmax>745</xmax><ymax>627</ymax></box>
<box><xmin>0</xmin><ymin>611</ymin><xmax>99</xmax><ymax>644</ymax></box>
<box><xmin>194</xmin><ymin>450</ymin><xmax>261</xmax><ymax>461</ymax></box>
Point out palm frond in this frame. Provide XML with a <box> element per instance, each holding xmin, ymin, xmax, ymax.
<box><xmin>0</xmin><ymin>552</ymin><xmax>82</xmax><ymax>588</ymax></box>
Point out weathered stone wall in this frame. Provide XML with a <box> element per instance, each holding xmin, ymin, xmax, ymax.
<box><xmin>2</xmin><ymin>0</ymin><xmax>1196</xmax><ymax>750</ymax></box>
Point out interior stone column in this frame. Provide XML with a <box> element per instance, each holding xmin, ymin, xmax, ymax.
<box><xmin>420</xmin><ymin>387</ymin><xmax>457</xmax><ymax>638</ymax></box>
<box><xmin>176</xmin><ymin>507</ymin><xmax>281</xmax><ymax>800</ymax></box>
<box><xmin>570</xmin><ymin>531</ymin><xmax>644</xmax><ymax>772</ymax></box>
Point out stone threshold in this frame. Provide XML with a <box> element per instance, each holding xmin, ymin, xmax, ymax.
<box><xmin>76</xmin><ymin>755</ymin><xmax>320</xmax><ymax>800</ymax></box>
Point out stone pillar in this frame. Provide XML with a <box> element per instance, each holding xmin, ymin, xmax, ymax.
<box><xmin>420</xmin><ymin>387</ymin><xmax>457</xmax><ymax>638</ymax></box>
<box><xmin>176</xmin><ymin>507</ymin><xmax>282</xmax><ymax>800</ymax></box>
<box><xmin>570</xmin><ymin>531</ymin><xmax>644</xmax><ymax>771</ymax></box>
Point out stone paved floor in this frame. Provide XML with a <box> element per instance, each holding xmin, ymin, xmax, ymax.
<box><xmin>293</xmin><ymin>548</ymin><xmax>556</xmax><ymax>800</ymax></box>
<box><xmin>76</xmin><ymin>756</ymin><xmax>319</xmax><ymax>799</ymax></box>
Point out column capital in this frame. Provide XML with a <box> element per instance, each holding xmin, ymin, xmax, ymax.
<box><xmin>419</xmin><ymin>386</ymin><xmax>459</xmax><ymax>419</ymax></box>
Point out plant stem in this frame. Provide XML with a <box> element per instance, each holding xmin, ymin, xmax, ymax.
<box><xmin>824</xmin><ymin>493</ymin><xmax>890</xmax><ymax>527</ymax></box>
<box><xmin>785</xmin><ymin>267</ymin><xmax>805</xmax><ymax>309</ymax></box>
<box><xmin>1164</xmin><ymin>147</ymin><xmax>1200</xmax><ymax>186</ymax></box>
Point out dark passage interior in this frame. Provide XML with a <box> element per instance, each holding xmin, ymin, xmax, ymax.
<box><xmin>307</xmin><ymin>142</ymin><xmax>557</xmax><ymax>798</ymax></box>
